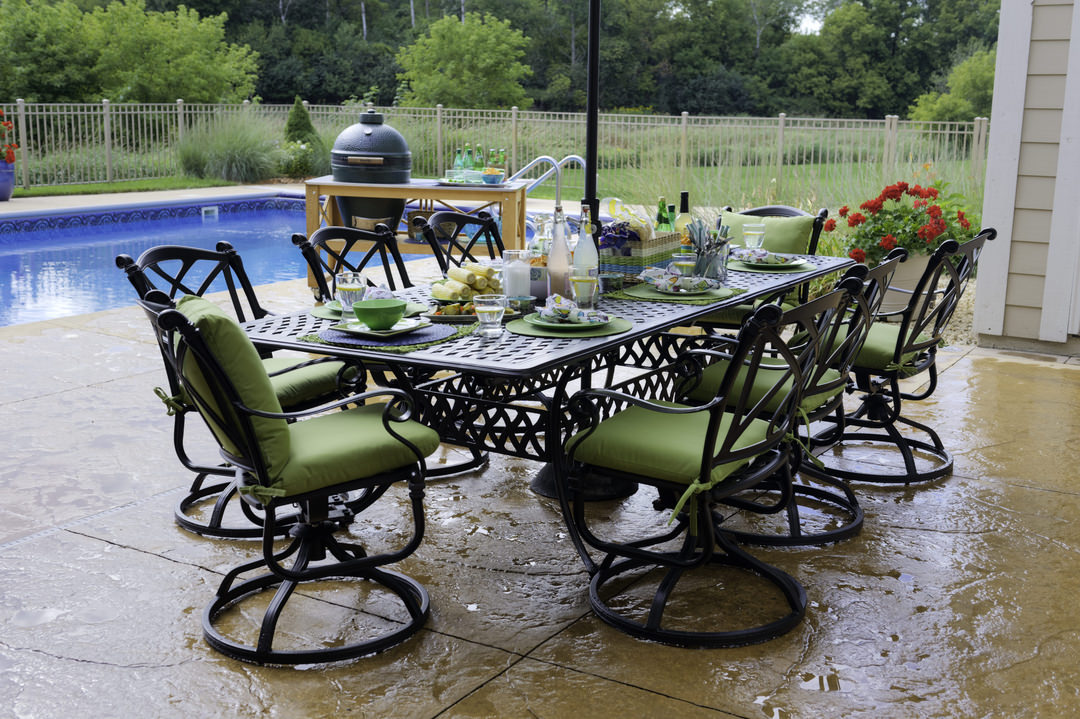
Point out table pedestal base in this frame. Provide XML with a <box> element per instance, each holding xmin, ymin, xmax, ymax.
<box><xmin>530</xmin><ymin>463</ymin><xmax>638</xmax><ymax>502</ymax></box>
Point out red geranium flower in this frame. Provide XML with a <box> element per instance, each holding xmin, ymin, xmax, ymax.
<box><xmin>848</xmin><ymin>247</ymin><xmax>866</xmax><ymax>263</ymax></box>
<box><xmin>847</xmin><ymin>212</ymin><xmax>866</xmax><ymax>227</ymax></box>
<box><xmin>927</xmin><ymin>204</ymin><xmax>943</xmax><ymax>219</ymax></box>
<box><xmin>838</xmin><ymin>206</ymin><xmax>849</xmax><ymax>217</ymax></box>
<box><xmin>823</xmin><ymin>218</ymin><xmax>837</xmax><ymax>232</ymax></box>
<box><xmin>860</xmin><ymin>197</ymin><xmax>884</xmax><ymax>215</ymax></box>
<box><xmin>879</xmin><ymin>234</ymin><xmax>897</xmax><ymax>250</ymax></box>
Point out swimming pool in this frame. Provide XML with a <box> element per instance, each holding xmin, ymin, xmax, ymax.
<box><xmin>0</xmin><ymin>195</ymin><xmax>427</xmax><ymax>327</ymax></box>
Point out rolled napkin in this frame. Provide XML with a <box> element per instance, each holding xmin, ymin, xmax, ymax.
<box><xmin>538</xmin><ymin>294</ymin><xmax>576</xmax><ymax>321</ymax></box>
<box><xmin>568</xmin><ymin>308</ymin><xmax>611</xmax><ymax>324</ymax></box>
<box><xmin>730</xmin><ymin>248</ymin><xmax>798</xmax><ymax>265</ymax></box>
<box><xmin>637</xmin><ymin>266</ymin><xmax>723</xmax><ymax>291</ymax></box>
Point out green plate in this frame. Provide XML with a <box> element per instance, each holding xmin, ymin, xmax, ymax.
<box><xmin>328</xmin><ymin>317</ymin><xmax>431</xmax><ymax>338</ymax></box>
<box><xmin>653</xmin><ymin>284</ymin><xmax>716</xmax><ymax>296</ymax></box>
<box><xmin>522</xmin><ymin>312</ymin><xmax>612</xmax><ymax>330</ymax></box>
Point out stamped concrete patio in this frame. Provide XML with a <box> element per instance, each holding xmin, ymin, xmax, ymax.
<box><xmin>2</xmin><ymin>196</ymin><xmax>1080</xmax><ymax>716</ymax></box>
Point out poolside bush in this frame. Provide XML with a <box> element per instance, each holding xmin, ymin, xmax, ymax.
<box><xmin>177</xmin><ymin>113</ymin><xmax>281</xmax><ymax>183</ymax></box>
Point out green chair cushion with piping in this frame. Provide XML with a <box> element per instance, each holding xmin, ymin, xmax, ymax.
<box><xmin>175</xmin><ymin>294</ymin><xmax>291</xmax><ymax>478</ymax></box>
<box><xmin>272</xmin><ymin>403</ymin><xmax>441</xmax><ymax>497</ymax></box>
<box><xmin>696</xmin><ymin>301</ymin><xmax>796</xmax><ymax>328</ymax></box>
<box><xmin>261</xmin><ymin>356</ymin><xmax>348</xmax><ymax>408</ymax></box>
<box><xmin>685</xmin><ymin>359</ymin><xmax>842</xmax><ymax>414</ymax></box>
<box><xmin>722</xmin><ymin>212</ymin><xmax>815</xmax><ymax>255</ymax></box>
<box><xmin>566</xmin><ymin>401</ymin><xmax>769</xmax><ymax>488</ymax></box>
<box><xmin>854</xmin><ymin>322</ymin><xmax>932</xmax><ymax>371</ymax></box>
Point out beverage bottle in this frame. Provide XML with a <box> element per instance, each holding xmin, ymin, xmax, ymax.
<box><xmin>674</xmin><ymin>191</ymin><xmax>692</xmax><ymax>244</ymax></box>
<box><xmin>463</xmin><ymin>146</ymin><xmax>474</xmax><ymax>172</ymax></box>
<box><xmin>655</xmin><ymin>196</ymin><xmax>667</xmax><ymax>229</ymax></box>
<box><xmin>489</xmin><ymin>148</ymin><xmax>498</xmax><ymax>169</ymax></box>
<box><xmin>452</xmin><ymin>148</ymin><xmax>463</xmax><ymax>171</ymax></box>
<box><xmin>572</xmin><ymin>204</ymin><xmax>600</xmax><ymax>309</ymax></box>
<box><xmin>475</xmin><ymin>145</ymin><xmax>486</xmax><ymax>169</ymax></box>
<box><xmin>498</xmin><ymin>148</ymin><xmax>507</xmax><ymax>171</ymax></box>
<box><xmin>547</xmin><ymin>206</ymin><xmax>572</xmax><ymax>298</ymax></box>
<box><xmin>667</xmin><ymin>204</ymin><xmax>677</xmax><ymax>229</ymax></box>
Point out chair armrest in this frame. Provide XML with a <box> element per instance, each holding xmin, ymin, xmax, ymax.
<box><xmin>237</xmin><ymin>386</ymin><xmax>418</xmax><ymax>423</ymax></box>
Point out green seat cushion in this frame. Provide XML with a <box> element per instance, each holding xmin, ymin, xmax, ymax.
<box><xmin>697</xmin><ymin>301</ymin><xmax>796</xmax><ymax>328</ymax></box>
<box><xmin>175</xmin><ymin>295</ymin><xmax>291</xmax><ymax>478</ymax></box>
<box><xmin>855</xmin><ymin>323</ymin><xmax>932</xmax><ymax>371</ymax></box>
<box><xmin>722</xmin><ymin>212</ymin><xmax>815</xmax><ymax>254</ymax></box>
<box><xmin>567</xmin><ymin>401</ymin><xmax>769</xmax><ymax>488</ymax></box>
<box><xmin>686</xmin><ymin>359</ymin><xmax>842</xmax><ymax>414</ymax></box>
<box><xmin>271</xmin><ymin>403</ymin><xmax>441</xmax><ymax>498</ymax></box>
<box><xmin>261</xmin><ymin>356</ymin><xmax>347</xmax><ymax>408</ymax></box>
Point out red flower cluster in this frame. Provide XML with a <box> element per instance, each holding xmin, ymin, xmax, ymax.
<box><xmin>0</xmin><ymin>109</ymin><xmax>16</xmax><ymax>165</ymax></box>
<box><xmin>825</xmin><ymin>178</ymin><xmax>978</xmax><ymax>266</ymax></box>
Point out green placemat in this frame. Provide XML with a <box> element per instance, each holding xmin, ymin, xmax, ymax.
<box><xmin>300</xmin><ymin>323</ymin><xmax>476</xmax><ymax>353</ymax></box>
<box><xmin>613</xmin><ymin>284</ymin><xmax>745</xmax><ymax>305</ymax></box>
<box><xmin>505</xmin><ymin>317</ymin><xmax>633</xmax><ymax>338</ymax></box>
<box><xmin>727</xmin><ymin>260</ymin><xmax>815</xmax><ymax>274</ymax></box>
<box><xmin>309</xmin><ymin>301</ymin><xmax>428</xmax><ymax>321</ymax></box>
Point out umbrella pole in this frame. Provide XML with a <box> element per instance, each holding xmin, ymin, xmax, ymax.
<box><xmin>584</xmin><ymin>0</ymin><xmax>601</xmax><ymax>241</ymax></box>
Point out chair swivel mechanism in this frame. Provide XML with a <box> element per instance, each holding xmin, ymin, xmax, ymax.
<box><xmin>117</xmin><ymin>242</ymin><xmax>362</xmax><ymax>539</ymax></box>
<box><xmin>141</xmin><ymin>293</ymin><xmax>441</xmax><ymax>665</ymax></box>
<box><xmin>555</xmin><ymin>303</ymin><xmax>810</xmax><ymax>647</ymax></box>
<box><xmin>804</xmin><ymin>228</ymin><xmax>996</xmax><ymax>484</ymax></box>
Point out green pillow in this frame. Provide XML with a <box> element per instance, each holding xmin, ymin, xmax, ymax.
<box><xmin>722</xmin><ymin>211</ymin><xmax>816</xmax><ymax>255</ymax></box>
<box><xmin>175</xmin><ymin>295</ymin><xmax>291</xmax><ymax>479</ymax></box>
<box><xmin>686</xmin><ymin>359</ymin><xmax>842</xmax><ymax>414</ymax></box>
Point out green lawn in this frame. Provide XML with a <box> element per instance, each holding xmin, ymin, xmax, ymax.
<box><xmin>12</xmin><ymin>176</ymin><xmax>237</xmax><ymax>198</ymax></box>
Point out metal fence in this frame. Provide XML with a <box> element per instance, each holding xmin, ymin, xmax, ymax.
<box><xmin>2</xmin><ymin>99</ymin><xmax>989</xmax><ymax>212</ymax></box>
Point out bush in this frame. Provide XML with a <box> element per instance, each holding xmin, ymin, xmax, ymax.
<box><xmin>284</xmin><ymin>96</ymin><xmax>319</xmax><ymax>144</ymax></box>
<box><xmin>177</xmin><ymin>112</ymin><xmax>281</xmax><ymax>183</ymax></box>
<box><xmin>277</xmin><ymin>139</ymin><xmax>329</xmax><ymax>178</ymax></box>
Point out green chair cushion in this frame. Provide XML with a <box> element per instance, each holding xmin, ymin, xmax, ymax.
<box><xmin>722</xmin><ymin>212</ymin><xmax>815</xmax><ymax>255</ymax></box>
<box><xmin>273</xmin><ymin>403</ymin><xmax>441</xmax><ymax>497</ymax></box>
<box><xmin>685</xmin><ymin>359</ymin><xmax>842</xmax><ymax>414</ymax></box>
<box><xmin>697</xmin><ymin>301</ymin><xmax>796</xmax><ymax>328</ymax></box>
<box><xmin>567</xmin><ymin>401</ymin><xmax>769</xmax><ymax>488</ymax></box>
<box><xmin>261</xmin><ymin>356</ymin><xmax>346</xmax><ymax>408</ymax></box>
<box><xmin>175</xmin><ymin>295</ymin><xmax>291</xmax><ymax>478</ymax></box>
<box><xmin>855</xmin><ymin>322</ymin><xmax>931</xmax><ymax>371</ymax></box>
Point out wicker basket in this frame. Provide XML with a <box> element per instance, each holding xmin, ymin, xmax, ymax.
<box><xmin>599</xmin><ymin>230</ymin><xmax>681</xmax><ymax>282</ymax></box>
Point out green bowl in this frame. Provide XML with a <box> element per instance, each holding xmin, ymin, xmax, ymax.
<box><xmin>352</xmin><ymin>298</ymin><xmax>407</xmax><ymax>330</ymax></box>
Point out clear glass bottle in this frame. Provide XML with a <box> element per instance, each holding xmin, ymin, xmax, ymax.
<box><xmin>674</xmin><ymin>191</ymin><xmax>692</xmax><ymax>244</ymax></box>
<box><xmin>547</xmin><ymin>206</ymin><xmax>572</xmax><ymax>298</ymax></box>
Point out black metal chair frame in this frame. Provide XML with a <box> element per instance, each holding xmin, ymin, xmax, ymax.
<box><xmin>411</xmin><ymin>210</ymin><xmax>504</xmax><ymax>274</ymax></box>
<box><xmin>805</xmin><ymin>228</ymin><xmax>996</xmax><ymax>484</ymax></box>
<box><xmin>142</xmin><ymin>296</ymin><xmax>430</xmax><ymax>665</ymax></box>
<box><xmin>293</xmin><ymin>223</ymin><xmax>414</xmax><ymax>302</ymax></box>
<box><xmin>116</xmin><ymin>243</ymin><xmax>359</xmax><ymax>539</ymax></box>
<box><xmin>556</xmin><ymin>304</ymin><xmax>808</xmax><ymax>647</ymax></box>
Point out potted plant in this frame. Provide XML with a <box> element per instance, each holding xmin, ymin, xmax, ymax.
<box><xmin>823</xmin><ymin>177</ymin><xmax>978</xmax><ymax>313</ymax></box>
<box><xmin>0</xmin><ymin>109</ymin><xmax>17</xmax><ymax>201</ymax></box>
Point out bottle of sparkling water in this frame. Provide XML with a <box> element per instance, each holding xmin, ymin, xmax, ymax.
<box><xmin>547</xmin><ymin>206</ymin><xmax>572</xmax><ymax>298</ymax></box>
<box><xmin>475</xmin><ymin>145</ymin><xmax>486</xmax><ymax>169</ymax></box>
<box><xmin>674</xmin><ymin>191</ymin><xmax>692</xmax><ymax>244</ymax></box>
<box><xmin>463</xmin><ymin>146</ymin><xmax>474</xmax><ymax>172</ymax></box>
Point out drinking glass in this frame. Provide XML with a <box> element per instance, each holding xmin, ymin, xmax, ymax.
<box><xmin>743</xmin><ymin>222</ymin><xmax>766</xmax><ymax>249</ymax></box>
<box><xmin>671</xmin><ymin>252</ymin><xmax>698</xmax><ymax>277</ymax></box>
<box><xmin>569</xmin><ymin>269</ymin><xmax>599</xmax><ymax>310</ymax></box>
<box><xmin>473</xmin><ymin>294</ymin><xmax>507</xmax><ymax>337</ymax></box>
<box><xmin>502</xmin><ymin>250</ymin><xmax>531</xmax><ymax>298</ymax></box>
<box><xmin>336</xmin><ymin>272</ymin><xmax>366</xmax><ymax>320</ymax></box>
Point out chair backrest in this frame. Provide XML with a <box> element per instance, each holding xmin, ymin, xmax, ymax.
<box><xmin>116</xmin><ymin>241</ymin><xmax>269</xmax><ymax>323</ymax></box>
<box><xmin>293</xmin><ymin>223</ymin><xmax>413</xmax><ymax>303</ymax></box>
<box><xmin>892</xmin><ymin>227</ymin><xmax>996</xmax><ymax>367</ymax></box>
<box><xmin>140</xmin><ymin>293</ymin><xmax>289</xmax><ymax>485</ymax></box>
<box><xmin>412</xmin><ymin>210</ymin><xmax>504</xmax><ymax>274</ymax></box>
<box><xmin>719</xmin><ymin>206</ymin><xmax>829</xmax><ymax>257</ymax></box>
<box><xmin>862</xmin><ymin>248</ymin><xmax>908</xmax><ymax>319</ymax></box>
<box><xmin>685</xmin><ymin>304</ymin><xmax>806</xmax><ymax>471</ymax></box>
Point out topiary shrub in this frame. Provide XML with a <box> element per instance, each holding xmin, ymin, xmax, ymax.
<box><xmin>284</xmin><ymin>96</ymin><xmax>319</xmax><ymax>145</ymax></box>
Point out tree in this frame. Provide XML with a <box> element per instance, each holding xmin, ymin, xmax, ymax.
<box><xmin>396</xmin><ymin>12</ymin><xmax>532</xmax><ymax>108</ymax></box>
<box><xmin>284</xmin><ymin>96</ymin><xmax>318</xmax><ymax>142</ymax></box>
<box><xmin>909</xmin><ymin>48</ymin><xmax>995</xmax><ymax>120</ymax></box>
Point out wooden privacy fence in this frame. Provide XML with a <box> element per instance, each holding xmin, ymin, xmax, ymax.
<box><xmin>1</xmin><ymin>99</ymin><xmax>989</xmax><ymax>212</ymax></box>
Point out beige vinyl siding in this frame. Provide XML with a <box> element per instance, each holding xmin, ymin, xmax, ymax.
<box><xmin>1001</xmin><ymin>0</ymin><xmax>1071</xmax><ymax>341</ymax></box>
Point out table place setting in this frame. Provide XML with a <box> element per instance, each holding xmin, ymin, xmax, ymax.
<box><xmin>505</xmin><ymin>294</ymin><xmax>633</xmax><ymax>338</ymax></box>
<box><xmin>727</xmin><ymin>248</ymin><xmax>816</xmax><ymax>273</ymax></box>
<box><xmin>604</xmin><ymin>265</ymin><xmax>746</xmax><ymax>305</ymax></box>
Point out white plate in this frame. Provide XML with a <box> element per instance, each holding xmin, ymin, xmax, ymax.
<box><xmin>733</xmin><ymin>259</ymin><xmax>811</xmax><ymax>270</ymax></box>
<box><xmin>328</xmin><ymin>317</ymin><xmax>430</xmax><ymax>338</ymax></box>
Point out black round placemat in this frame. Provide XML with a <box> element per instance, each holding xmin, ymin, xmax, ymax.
<box><xmin>318</xmin><ymin>322</ymin><xmax>460</xmax><ymax>347</ymax></box>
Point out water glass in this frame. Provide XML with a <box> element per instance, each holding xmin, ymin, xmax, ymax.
<box><xmin>671</xmin><ymin>252</ymin><xmax>698</xmax><ymax>277</ymax></box>
<box><xmin>569</xmin><ymin>269</ymin><xmax>599</xmax><ymax>310</ymax></box>
<box><xmin>743</xmin><ymin>222</ymin><xmax>766</xmax><ymax>249</ymax></box>
<box><xmin>502</xmin><ymin>250</ymin><xmax>531</xmax><ymax>298</ymax></box>
<box><xmin>336</xmin><ymin>272</ymin><xmax>366</xmax><ymax>319</ymax></box>
<box><xmin>473</xmin><ymin>294</ymin><xmax>507</xmax><ymax>337</ymax></box>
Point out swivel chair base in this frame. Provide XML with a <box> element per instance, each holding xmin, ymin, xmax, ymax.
<box><xmin>203</xmin><ymin>521</ymin><xmax>429</xmax><ymax>666</ymax></box>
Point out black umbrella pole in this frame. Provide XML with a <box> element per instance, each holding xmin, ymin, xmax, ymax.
<box><xmin>584</xmin><ymin>0</ymin><xmax>601</xmax><ymax>241</ymax></box>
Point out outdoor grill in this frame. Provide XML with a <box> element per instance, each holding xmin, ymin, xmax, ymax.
<box><xmin>330</xmin><ymin>108</ymin><xmax>411</xmax><ymax>230</ymax></box>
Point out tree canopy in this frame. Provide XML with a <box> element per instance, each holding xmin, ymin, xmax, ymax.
<box><xmin>2</xmin><ymin>0</ymin><xmax>1001</xmax><ymax>118</ymax></box>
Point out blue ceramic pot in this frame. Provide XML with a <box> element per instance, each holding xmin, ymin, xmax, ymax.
<box><xmin>0</xmin><ymin>163</ymin><xmax>14</xmax><ymax>201</ymax></box>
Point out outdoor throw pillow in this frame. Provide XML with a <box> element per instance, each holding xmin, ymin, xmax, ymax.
<box><xmin>721</xmin><ymin>212</ymin><xmax>816</xmax><ymax>255</ymax></box>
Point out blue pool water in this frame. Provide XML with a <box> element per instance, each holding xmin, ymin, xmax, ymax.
<box><xmin>0</xmin><ymin>197</ymin><xmax>426</xmax><ymax>327</ymax></box>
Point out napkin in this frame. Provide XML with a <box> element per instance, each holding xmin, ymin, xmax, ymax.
<box><xmin>730</xmin><ymin>248</ymin><xmax>797</xmax><ymax>265</ymax></box>
<box><xmin>537</xmin><ymin>294</ymin><xmax>611</xmax><ymax>324</ymax></box>
<box><xmin>363</xmin><ymin>285</ymin><xmax>397</xmax><ymax>300</ymax></box>
<box><xmin>638</xmin><ymin>266</ymin><xmax>723</xmax><ymax>291</ymax></box>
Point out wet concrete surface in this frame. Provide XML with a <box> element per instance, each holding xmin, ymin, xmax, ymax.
<box><xmin>3</xmin><ymin>279</ymin><xmax>1080</xmax><ymax>718</ymax></box>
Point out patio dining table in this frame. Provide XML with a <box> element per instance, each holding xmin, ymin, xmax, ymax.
<box><xmin>242</xmin><ymin>255</ymin><xmax>852</xmax><ymax>471</ymax></box>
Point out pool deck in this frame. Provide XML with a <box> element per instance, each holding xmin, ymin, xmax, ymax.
<box><xmin>3</xmin><ymin>187</ymin><xmax>1080</xmax><ymax>717</ymax></box>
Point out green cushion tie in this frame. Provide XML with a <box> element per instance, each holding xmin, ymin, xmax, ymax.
<box><xmin>669</xmin><ymin>483</ymin><xmax>706</xmax><ymax>532</ymax></box>
<box><xmin>237</xmin><ymin>484</ymin><xmax>287</xmax><ymax>503</ymax></box>
<box><xmin>885</xmin><ymin>360</ymin><xmax>919</xmax><ymax>377</ymax></box>
<box><xmin>154</xmin><ymin>386</ymin><xmax>186</xmax><ymax>416</ymax></box>
<box><xmin>789</xmin><ymin>407</ymin><xmax>825</xmax><ymax>470</ymax></box>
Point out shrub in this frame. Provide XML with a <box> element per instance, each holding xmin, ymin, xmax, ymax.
<box><xmin>284</xmin><ymin>96</ymin><xmax>319</xmax><ymax>144</ymax></box>
<box><xmin>177</xmin><ymin>112</ymin><xmax>281</xmax><ymax>183</ymax></box>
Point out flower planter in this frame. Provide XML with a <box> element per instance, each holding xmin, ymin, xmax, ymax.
<box><xmin>0</xmin><ymin>163</ymin><xmax>14</xmax><ymax>201</ymax></box>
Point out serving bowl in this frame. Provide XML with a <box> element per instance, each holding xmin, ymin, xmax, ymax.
<box><xmin>352</xmin><ymin>298</ymin><xmax>407</xmax><ymax>330</ymax></box>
